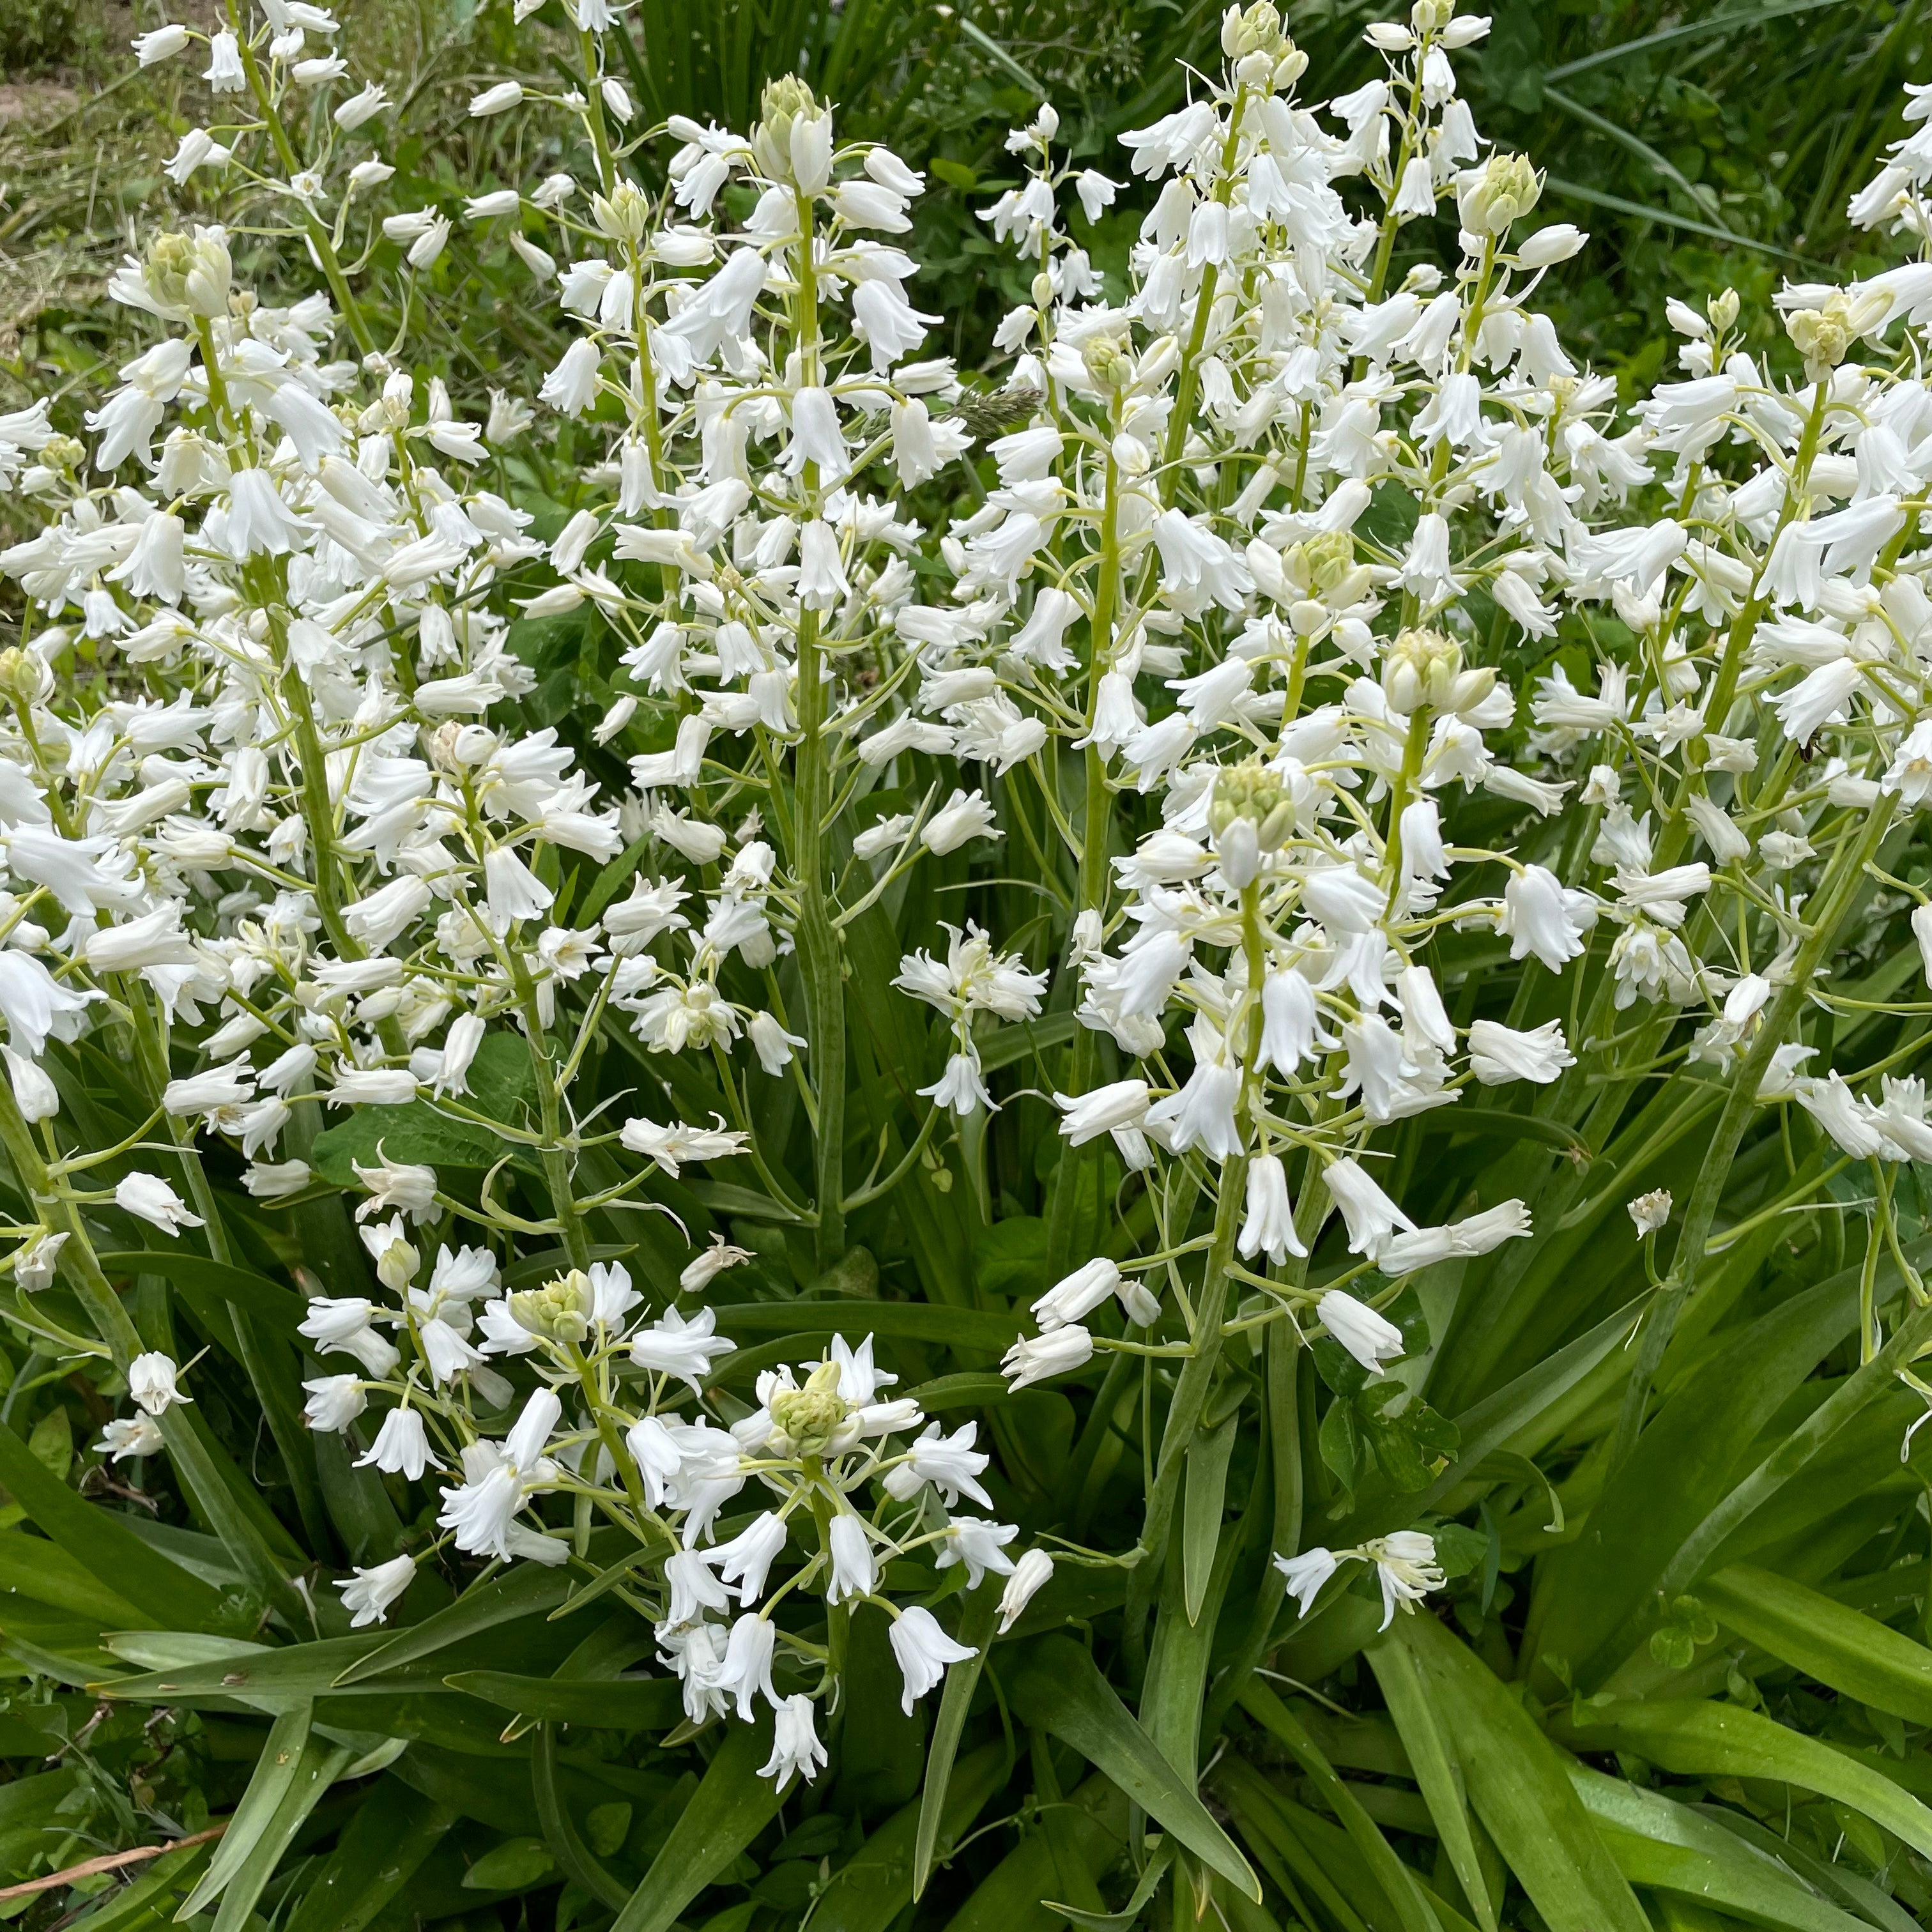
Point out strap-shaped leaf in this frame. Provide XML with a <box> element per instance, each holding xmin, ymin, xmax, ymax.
<box><xmin>1703</xmin><ymin>1563</ymin><xmax>1932</xmax><ymax>1726</ymax></box>
<box><xmin>1181</xmin><ymin>1414</ymin><xmax>1236</xmax><ymax>1625</ymax></box>
<box><xmin>446</xmin><ymin>1669</ymin><xmax>681</xmax><ymax>1729</ymax></box>
<box><xmin>0</xmin><ymin>1420</ymin><xmax>224</xmax><ymax>1632</ymax></box>
<box><xmin>334</xmin><ymin>1561</ymin><xmax>574</xmax><ymax>1684</ymax></box>
<box><xmin>534</xmin><ymin>1720</ymin><xmax>629</xmax><ymax>1908</ymax></box>
<box><xmin>178</xmin><ymin>1704</ymin><xmax>315</xmax><ymax>1919</ymax></box>
<box><xmin>1568</xmin><ymin>1765</ymin><xmax>1871</xmax><ymax>1932</ymax></box>
<box><xmin>1239</xmin><ymin>1679</ymin><xmax>1443</xmax><ymax>1932</ymax></box>
<box><xmin>612</xmin><ymin>1710</ymin><xmax>784</xmax><ymax>1932</ymax></box>
<box><xmin>1008</xmin><ymin>1636</ymin><xmax>1260</xmax><ymax>1899</ymax></box>
<box><xmin>1399</xmin><ymin>1613</ymin><xmax>1650</xmax><ymax>1932</ymax></box>
<box><xmin>1368</xmin><ymin>1630</ymin><xmax>1496</xmax><ymax>1932</ymax></box>
<box><xmin>1552</xmin><ymin>1699</ymin><xmax>1932</xmax><ymax>1862</ymax></box>
<box><xmin>912</xmin><ymin>1584</ymin><xmax>1000</xmax><ymax>1899</ymax></box>
<box><xmin>817</xmin><ymin>1741</ymin><xmax>1009</xmax><ymax>1932</ymax></box>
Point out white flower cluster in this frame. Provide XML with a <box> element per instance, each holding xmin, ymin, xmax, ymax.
<box><xmin>20</xmin><ymin>0</ymin><xmax>1932</xmax><ymax>1768</ymax></box>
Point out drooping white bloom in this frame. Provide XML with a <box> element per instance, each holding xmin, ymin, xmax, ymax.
<box><xmin>887</xmin><ymin>1605</ymin><xmax>976</xmax><ymax>1712</ymax></box>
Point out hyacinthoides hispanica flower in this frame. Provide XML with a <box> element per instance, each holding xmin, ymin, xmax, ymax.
<box><xmin>15</xmin><ymin>0</ymin><xmax>1932</xmax><ymax>1878</ymax></box>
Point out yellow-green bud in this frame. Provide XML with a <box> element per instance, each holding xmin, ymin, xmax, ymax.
<box><xmin>1284</xmin><ymin>530</ymin><xmax>1358</xmax><ymax>600</ymax></box>
<box><xmin>0</xmin><ymin>648</ymin><xmax>44</xmax><ymax>707</ymax></box>
<box><xmin>592</xmin><ymin>180</ymin><xmax>650</xmax><ymax>245</ymax></box>
<box><xmin>1381</xmin><ymin>628</ymin><xmax>1496</xmax><ymax>717</ymax></box>
<box><xmin>510</xmin><ymin>1270</ymin><xmax>590</xmax><ymax>1344</ymax></box>
<box><xmin>1222</xmin><ymin>0</ymin><xmax>1282</xmax><ymax>57</ymax></box>
<box><xmin>144</xmin><ymin>229</ymin><xmax>232</xmax><ymax>319</ymax></box>
<box><xmin>753</xmin><ymin>73</ymin><xmax>827</xmax><ymax>187</ymax></box>
<box><xmin>371</xmin><ymin>1229</ymin><xmax>419</xmax><ymax>1294</ymax></box>
<box><xmin>1785</xmin><ymin>289</ymin><xmax>1887</xmax><ymax>381</ymax></box>
<box><xmin>770</xmin><ymin>1358</ymin><xmax>850</xmax><ymax>1456</ymax></box>
<box><xmin>1209</xmin><ymin>756</ymin><xmax>1296</xmax><ymax>851</ymax></box>
<box><xmin>1457</xmin><ymin>155</ymin><xmax>1542</xmax><ymax>238</ymax></box>
<box><xmin>1707</xmin><ymin>288</ymin><xmax>1740</xmax><ymax>334</ymax></box>
<box><xmin>1411</xmin><ymin>0</ymin><xmax>1455</xmax><ymax>34</ymax></box>
<box><xmin>39</xmin><ymin>434</ymin><xmax>82</xmax><ymax>472</ymax></box>
<box><xmin>1082</xmin><ymin>334</ymin><xmax>1131</xmax><ymax>391</ymax></box>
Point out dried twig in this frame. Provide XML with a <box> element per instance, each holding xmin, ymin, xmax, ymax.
<box><xmin>0</xmin><ymin>1822</ymin><xmax>227</xmax><ymax>1901</ymax></box>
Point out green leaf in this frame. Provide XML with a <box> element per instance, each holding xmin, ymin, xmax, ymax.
<box><xmin>445</xmin><ymin>1669</ymin><xmax>682</xmax><ymax>1729</ymax></box>
<box><xmin>815</xmin><ymin>1742</ymin><xmax>1009</xmax><ymax>1932</ymax></box>
<box><xmin>1399</xmin><ymin>1613</ymin><xmax>1650</xmax><ymax>1932</ymax></box>
<box><xmin>1238</xmin><ymin>1679</ymin><xmax>1443</xmax><ymax>1932</ymax></box>
<box><xmin>334</xmin><ymin>1561</ymin><xmax>576</xmax><ymax>1684</ymax></box>
<box><xmin>1568</xmin><ymin>1765</ymin><xmax>1874</xmax><ymax>1932</ymax></box>
<box><xmin>1182</xmin><ymin>1414</ymin><xmax>1236</xmax><ymax>1624</ymax></box>
<box><xmin>912</xmin><ymin>1584</ymin><xmax>1001</xmax><ymax>1899</ymax></box>
<box><xmin>535</xmin><ymin>1721</ymin><xmax>629</xmax><ymax>1907</ymax></box>
<box><xmin>1368</xmin><ymin>1630</ymin><xmax>1498</xmax><ymax>1932</ymax></box>
<box><xmin>178</xmin><ymin>1703</ymin><xmax>314</xmax><ymax>1919</ymax></box>
<box><xmin>463</xmin><ymin>1835</ymin><xmax>557</xmax><ymax>1890</ymax></box>
<box><xmin>283</xmin><ymin>1782</ymin><xmax>452</xmax><ymax>1932</ymax></box>
<box><xmin>98</xmin><ymin>1251</ymin><xmax>302</xmax><ymax>1339</ymax></box>
<box><xmin>612</xmin><ymin>1710</ymin><xmax>785</xmax><ymax>1932</ymax></box>
<box><xmin>0</xmin><ymin>1419</ymin><xmax>225</xmax><ymax>1632</ymax></box>
<box><xmin>0</xmin><ymin>1524</ymin><xmax>145</xmax><ymax>1625</ymax></box>
<box><xmin>1529</xmin><ymin>1273</ymin><xmax>1858</xmax><ymax>1691</ymax></box>
<box><xmin>1551</xmin><ymin>1699</ymin><xmax>1932</xmax><ymax>1862</ymax></box>
<box><xmin>1008</xmin><ymin>1635</ymin><xmax>1261</xmax><ymax>1899</ymax></box>
<box><xmin>1701</xmin><ymin>1563</ymin><xmax>1932</xmax><ymax>1726</ymax></box>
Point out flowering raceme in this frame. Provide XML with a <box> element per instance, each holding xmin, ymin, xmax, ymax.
<box><xmin>12</xmin><ymin>0</ymin><xmax>1932</xmax><ymax>1864</ymax></box>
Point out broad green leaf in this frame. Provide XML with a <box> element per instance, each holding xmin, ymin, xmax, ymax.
<box><xmin>98</xmin><ymin>1250</ymin><xmax>302</xmax><ymax>1338</ymax></box>
<box><xmin>1568</xmin><ymin>1765</ymin><xmax>1873</xmax><ymax>1932</ymax></box>
<box><xmin>0</xmin><ymin>1525</ymin><xmax>144</xmax><ymax>1625</ymax></box>
<box><xmin>1529</xmin><ymin>1274</ymin><xmax>1857</xmax><ymax>1690</ymax></box>
<box><xmin>178</xmin><ymin>1703</ymin><xmax>314</xmax><ymax>1918</ymax></box>
<box><xmin>1706</xmin><ymin>1804</ymin><xmax>1924</xmax><ymax>1932</ymax></box>
<box><xmin>1239</xmin><ymin>1679</ymin><xmax>1442</xmax><ymax>1932</ymax></box>
<box><xmin>100</xmin><ymin>1632</ymin><xmax>388</xmax><ymax>1703</ymax></box>
<box><xmin>535</xmin><ymin>1721</ymin><xmax>629</xmax><ymax>1907</ymax></box>
<box><xmin>446</xmin><ymin>1668</ymin><xmax>682</xmax><ymax>1729</ymax></box>
<box><xmin>1551</xmin><ymin>1700</ymin><xmax>1932</xmax><ymax>1862</ymax></box>
<box><xmin>1182</xmin><ymin>1414</ymin><xmax>1236</xmax><ymax>1624</ymax></box>
<box><xmin>334</xmin><ymin>1561</ymin><xmax>575</xmax><ymax>1683</ymax></box>
<box><xmin>913</xmin><ymin>1584</ymin><xmax>1001</xmax><ymax>1899</ymax></box>
<box><xmin>211</xmin><ymin>1738</ymin><xmax>355</xmax><ymax>1932</ymax></box>
<box><xmin>155</xmin><ymin>1406</ymin><xmax>309</xmax><ymax>1626</ymax></box>
<box><xmin>937</xmin><ymin>1777</ymin><xmax>1128</xmax><ymax>1932</ymax></box>
<box><xmin>612</xmin><ymin>1710</ymin><xmax>785</xmax><ymax>1932</ymax></box>
<box><xmin>1702</xmin><ymin>1563</ymin><xmax>1932</xmax><ymax>1726</ymax></box>
<box><xmin>1399</xmin><ymin>1613</ymin><xmax>1650</xmax><ymax>1932</ymax></box>
<box><xmin>1008</xmin><ymin>1635</ymin><xmax>1261</xmax><ymax>1899</ymax></box>
<box><xmin>1367</xmin><ymin>1631</ymin><xmax>1498</xmax><ymax>1932</ymax></box>
<box><xmin>0</xmin><ymin>1420</ymin><xmax>224</xmax><ymax>1632</ymax></box>
<box><xmin>463</xmin><ymin>1836</ymin><xmax>557</xmax><ymax>1891</ymax></box>
<box><xmin>816</xmin><ymin>1742</ymin><xmax>1009</xmax><ymax>1932</ymax></box>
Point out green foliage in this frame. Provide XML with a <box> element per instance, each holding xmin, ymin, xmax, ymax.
<box><xmin>5</xmin><ymin>5</ymin><xmax>1932</xmax><ymax>1932</ymax></box>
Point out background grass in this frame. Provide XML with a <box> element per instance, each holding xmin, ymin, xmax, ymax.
<box><xmin>2</xmin><ymin>0</ymin><xmax>1926</xmax><ymax>445</ymax></box>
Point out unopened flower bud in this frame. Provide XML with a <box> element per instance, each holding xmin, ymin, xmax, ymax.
<box><xmin>1707</xmin><ymin>288</ymin><xmax>1740</xmax><ymax>333</ymax></box>
<box><xmin>371</xmin><ymin>1229</ymin><xmax>418</xmax><ymax>1292</ymax></box>
<box><xmin>770</xmin><ymin>1358</ymin><xmax>850</xmax><ymax>1456</ymax></box>
<box><xmin>1222</xmin><ymin>0</ymin><xmax>1282</xmax><ymax>57</ymax></box>
<box><xmin>144</xmin><ymin>228</ymin><xmax>233</xmax><ymax>318</ymax></box>
<box><xmin>593</xmin><ymin>179</ymin><xmax>650</xmax><ymax>244</ymax></box>
<box><xmin>1210</xmin><ymin>756</ymin><xmax>1296</xmax><ymax>852</ymax></box>
<box><xmin>0</xmin><ymin>648</ymin><xmax>48</xmax><ymax>707</ymax></box>
<box><xmin>1082</xmin><ymin>334</ymin><xmax>1131</xmax><ymax>391</ymax></box>
<box><xmin>1457</xmin><ymin>154</ymin><xmax>1542</xmax><ymax>238</ymax></box>
<box><xmin>753</xmin><ymin>74</ymin><xmax>825</xmax><ymax>187</ymax></box>
<box><xmin>510</xmin><ymin>1270</ymin><xmax>590</xmax><ymax>1344</ymax></box>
